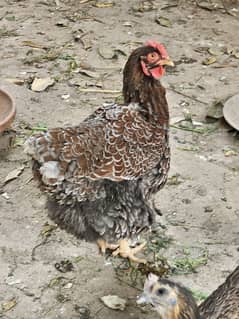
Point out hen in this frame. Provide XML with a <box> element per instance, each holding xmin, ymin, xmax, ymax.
<box><xmin>138</xmin><ymin>266</ymin><xmax>239</xmax><ymax>319</ymax></box>
<box><xmin>25</xmin><ymin>41</ymin><xmax>174</xmax><ymax>263</ymax></box>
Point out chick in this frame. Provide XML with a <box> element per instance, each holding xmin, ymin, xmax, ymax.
<box><xmin>137</xmin><ymin>273</ymin><xmax>200</xmax><ymax>319</ymax></box>
<box><xmin>138</xmin><ymin>266</ymin><xmax>239</xmax><ymax>319</ymax></box>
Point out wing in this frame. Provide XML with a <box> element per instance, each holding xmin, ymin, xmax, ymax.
<box><xmin>25</xmin><ymin>103</ymin><xmax>167</xmax><ymax>186</ymax></box>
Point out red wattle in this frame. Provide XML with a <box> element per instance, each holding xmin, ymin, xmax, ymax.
<box><xmin>150</xmin><ymin>66</ymin><xmax>165</xmax><ymax>79</ymax></box>
<box><xmin>141</xmin><ymin>61</ymin><xmax>164</xmax><ymax>79</ymax></box>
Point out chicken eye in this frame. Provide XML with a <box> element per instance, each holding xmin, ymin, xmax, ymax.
<box><xmin>147</xmin><ymin>52</ymin><xmax>159</xmax><ymax>62</ymax></box>
<box><xmin>156</xmin><ymin>288</ymin><xmax>166</xmax><ymax>296</ymax></box>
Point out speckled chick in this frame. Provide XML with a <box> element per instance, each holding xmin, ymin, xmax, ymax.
<box><xmin>138</xmin><ymin>266</ymin><xmax>239</xmax><ymax>319</ymax></box>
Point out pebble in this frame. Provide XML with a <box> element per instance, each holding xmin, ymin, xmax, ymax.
<box><xmin>64</xmin><ymin>282</ymin><xmax>73</xmax><ymax>289</ymax></box>
<box><xmin>196</xmin><ymin>185</ymin><xmax>207</xmax><ymax>196</ymax></box>
<box><xmin>1</xmin><ymin>192</ymin><xmax>10</xmax><ymax>200</ymax></box>
<box><xmin>61</xmin><ymin>94</ymin><xmax>70</xmax><ymax>100</ymax></box>
<box><xmin>182</xmin><ymin>198</ymin><xmax>191</xmax><ymax>204</ymax></box>
<box><xmin>75</xmin><ymin>305</ymin><xmax>90</xmax><ymax>319</ymax></box>
<box><xmin>204</xmin><ymin>206</ymin><xmax>213</xmax><ymax>213</ymax></box>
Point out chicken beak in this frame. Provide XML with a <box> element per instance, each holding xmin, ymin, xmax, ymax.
<box><xmin>160</xmin><ymin>58</ymin><xmax>174</xmax><ymax>67</ymax></box>
<box><xmin>137</xmin><ymin>293</ymin><xmax>151</xmax><ymax>305</ymax></box>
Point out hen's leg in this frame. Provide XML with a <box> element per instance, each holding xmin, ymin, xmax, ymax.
<box><xmin>97</xmin><ymin>239</ymin><xmax>119</xmax><ymax>254</ymax></box>
<box><xmin>112</xmin><ymin>239</ymin><xmax>146</xmax><ymax>264</ymax></box>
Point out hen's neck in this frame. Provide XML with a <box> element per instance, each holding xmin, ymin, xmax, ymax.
<box><xmin>123</xmin><ymin>73</ymin><xmax>169</xmax><ymax>127</ymax></box>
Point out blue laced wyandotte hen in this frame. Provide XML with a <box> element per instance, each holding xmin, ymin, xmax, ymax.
<box><xmin>138</xmin><ymin>265</ymin><xmax>239</xmax><ymax>319</ymax></box>
<box><xmin>24</xmin><ymin>41</ymin><xmax>174</xmax><ymax>263</ymax></box>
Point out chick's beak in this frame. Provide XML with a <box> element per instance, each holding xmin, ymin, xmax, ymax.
<box><xmin>137</xmin><ymin>292</ymin><xmax>151</xmax><ymax>305</ymax></box>
<box><xmin>159</xmin><ymin>58</ymin><xmax>174</xmax><ymax>67</ymax></box>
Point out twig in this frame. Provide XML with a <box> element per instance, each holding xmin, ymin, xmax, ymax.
<box><xmin>170</xmin><ymin>124</ymin><xmax>216</xmax><ymax>134</ymax></box>
<box><xmin>213</xmin><ymin>64</ymin><xmax>238</xmax><ymax>68</ymax></box>
<box><xmin>221</xmin><ymin>0</ymin><xmax>237</xmax><ymax>16</ymax></box>
<box><xmin>204</xmin><ymin>241</ymin><xmax>227</xmax><ymax>245</ymax></box>
<box><xmin>80</xmin><ymin>0</ymin><xmax>92</xmax><ymax>3</ymax></box>
<box><xmin>93</xmin><ymin>305</ymin><xmax>105</xmax><ymax>317</ymax></box>
<box><xmin>78</xmin><ymin>88</ymin><xmax>121</xmax><ymax>94</ymax></box>
<box><xmin>31</xmin><ymin>127</ymin><xmax>48</xmax><ymax>131</ymax></box>
<box><xmin>168</xmin><ymin>87</ymin><xmax>208</xmax><ymax>105</ymax></box>
<box><xmin>161</xmin><ymin>2</ymin><xmax>179</xmax><ymax>10</ymax></box>
<box><xmin>31</xmin><ymin>237</ymin><xmax>48</xmax><ymax>261</ymax></box>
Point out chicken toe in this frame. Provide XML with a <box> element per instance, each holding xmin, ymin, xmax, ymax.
<box><xmin>112</xmin><ymin>239</ymin><xmax>147</xmax><ymax>264</ymax></box>
<box><xmin>97</xmin><ymin>239</ymin><xmax>119</xmax><ymax>254</ymax></box>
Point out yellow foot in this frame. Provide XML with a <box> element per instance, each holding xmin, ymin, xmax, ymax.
<box><xmin>97</xmin><ymin>239</ymin><xmax>119</xmax><ymax>254</ymax></box>
<box><xmin>112</xmin><ymin>239</ymin><xmax>147</xmax><ymax>264</ymax></box>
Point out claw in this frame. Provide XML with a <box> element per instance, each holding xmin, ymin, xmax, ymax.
<box><xmin>112</xmin><ymin>239</ymin><xmax>147</xmax><ymax>264</ymax></box>
<box><xmin>97</xmin><ymin>239</ymin><xmax>119</xmax><ymax>254</ymax></box>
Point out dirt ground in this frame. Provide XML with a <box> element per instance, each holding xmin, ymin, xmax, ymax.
<box><xmin>0</xmin><ymin>0</ymin><xmax>239</xmax><ymax>318</ymax></box>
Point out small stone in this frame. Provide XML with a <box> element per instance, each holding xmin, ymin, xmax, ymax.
<box><xmin>61</xmin><ymin>94</ymin><xmax>70</xmax><ymax>100</ymax></box>
<box><xmin>219</xmin><ymin>76</ymin><xmax>226</xmax><ymax>81</ymax></box>
<box><xmin>74</xmin><ymin>305</ymin><xmax>90</xmax><ymax>319</ymax></box>
<box><xmin>204</xmin><ymin>206</ymin><xmax>213</xmax><ymax>213</ymax></box>
<box><xmin>2</xmin><ymin>192</ymin><xmax>10</xmax><ymax>200</ymax></box>
<box><xmin>64</xmin><ymin>282</ymin><xmax>73</xmax><ymax>289</ymax></box>
<box><xmin>182</xmin><ymin>198</ymin><xmax>191</xmax><ymax>204</ymax></box>
<box><xmin>5</xmin><ymin>277</ymin><xmax>22</xmax><ymax>285</ymax></box>
<box><xmin>196</xmin><ymin>186</ymin><xmax>207</xmax><ymax>197</ymax></box>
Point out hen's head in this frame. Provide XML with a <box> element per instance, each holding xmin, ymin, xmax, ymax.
<box><xmin>137</xmin><ymin>274</ymin><xmax>200</xmax><ymax>319</ymax></box>
<box><xmin>124</xmin><ymin>41</ymin><xmax>174</xmax><ymax>81</ymax></box>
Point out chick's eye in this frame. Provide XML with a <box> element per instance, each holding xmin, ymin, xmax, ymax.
<box><xmin>156</xmin><ymin>288</ymin><xmax>166</xmax><ymax>296</ymax></box>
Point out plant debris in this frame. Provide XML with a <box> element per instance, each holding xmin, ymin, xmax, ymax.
<box><xmin>167</xmin><ymin>174</ymin><xmax>184</xmax><ymax>186</ymax></box>
<box><xmin>55</xmin><ymin>260</ymin><xmax>74</xmax><ymax>273</ymax></box>
<box><xmin>41</xmin><ymin>222</ymin><xmax>57</xmax><ymax>238</ymax></box>
<box><xmin>94</xmin><ymin>1</ymin><xmax>115</xmax><ymax>8</ymax></box>
<box><xmin>6</xmin><ymin>78</ymin><xmax>25</xmax><ymax>85</ymax></box>
<box><xmin>4</xmin><ymin>166</ymin><xmax>24</xmax><ymax>184</ymax></box>
<box><xmin>1</xmin><ymin>298</ymin><xmax>17</xmax><ymax>312</ymax></box>
<box><xmin>132</xmin><ymin>1</ymin><xmax>156</xmax><ymax>12</ymax></box>
<box><xmin>191</xmin><ymin>289</ymin><xmax>208</xmax><ymax>302</ymax></box>
<box><xmin>202</xmin><ymin>56</ymin><xmax>217</xmax><ymax>65</ymax></box>
<box><xmin>171</xmin><ymin>247</ymin><xmax>208</xmax><ymax>274</ymax></box>
<box><xmin>31</xmin><ymin>77</ymin><xmax>55</xmax><ymax>92</ymax></box>
<box><xmin>100</xmin><ymin>295</ymin><xmax>126</xmax><ymax>311</ymax></box>
<box><xmin>22</xmin><ymin>40</ymin><xmax>48</xmax><ymax>50</ymax></box>
<box><xmin>78</xmin><ymin>88</ymin><xmax>121</xmax><ymax>94</ymax></box>
<box><xmin>31</xmin><ymin>123</ymin><xmax>48</xmax><ymax>133</ymax></box>
<box><xmin>78</xmin><ymin>69</ymin><xmax>100</xmax><ymax>78</ymax></box>
<box><xmin>196</xmin><ymin>0</ymin><xmax>222</xmax><ymax>11</ymax></box>
<box><xmin>208</xmin><ymin>47</ymin><xmax>221</xmax><ymax>56</ymax></box>
<box><xmin>23</xmin><ymin>49</ymin><xmax>61</xmax><ymax>65</ymax></box>
<box><xmin>137</xmin><ymin>258</ymin><xmax>170</xmax><ymax>277</ymax></box>
<box><xmin>223</xmin><ymin>147</ymin><xmax>238</xmax><ymax>157</ymax></box>
<box><xmin>155</xmin><ymin>16</ymin><xmax>172</xmax><ymax>27</ymax></box>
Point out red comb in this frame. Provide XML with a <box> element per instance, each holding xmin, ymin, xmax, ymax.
<box><xmin>145</xmin><ymin>41</ymin><xmax>168</xmax><ymax>59</ymax></box>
